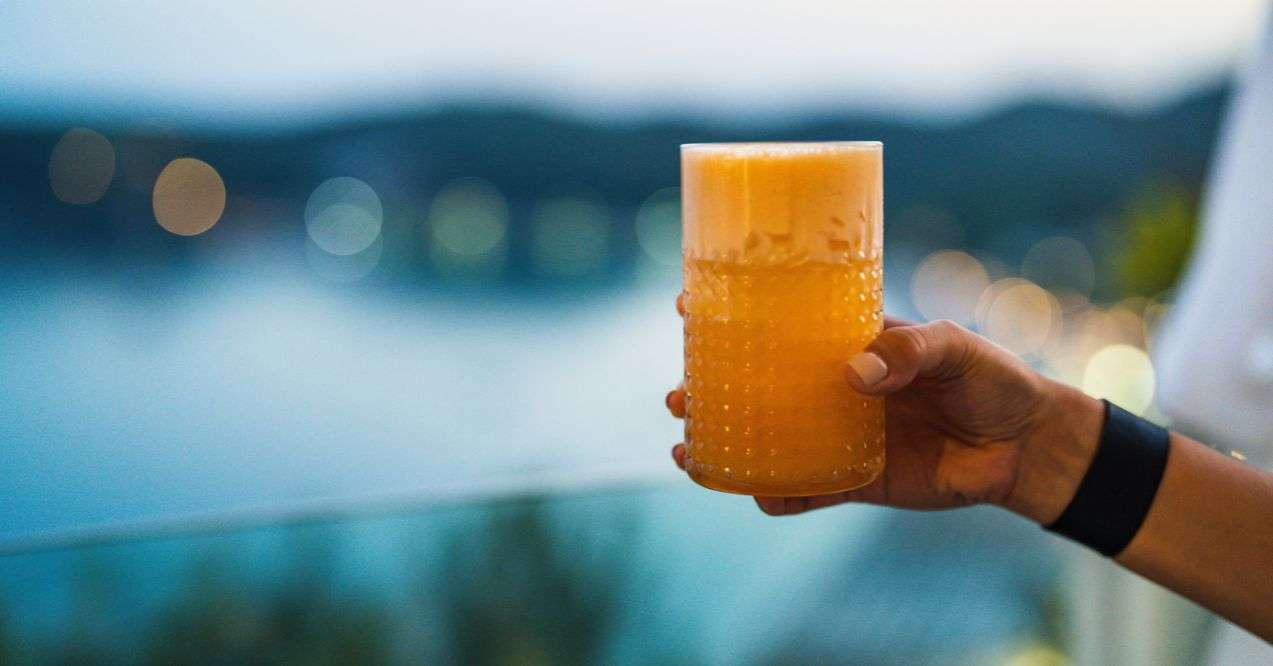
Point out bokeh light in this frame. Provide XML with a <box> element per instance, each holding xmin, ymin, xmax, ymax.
<box><xmin>1083</xmin><ymin>343</ymin><xmax>1156</xmax><ymax>415</ymax></box>
<box><xmin>426</xmin><ymin>177</ymin><xmax>509</xmax><ymax>278</ymax></box>
<box><xmin>1002</xmin><ymin>644</ymin><xmax>1068</xmax><ymax>666</ymax></box>
<box><xmin>304</xmin><ymin>177</ymin><xmax>383</xmax><ymax>255</ymax></box>
<box><xmin>152</xmin><ymin>158</ymin><xmax>226</xmax><ymax>236</ymax></box>
<box><xmin>634</xmin><ymin>187</ymin><xmax>682</xmax><ymax>267</ymax></box>
<box><xmin>1041</xmin><ymin>300</ymin><xmax>1154</xmax><ymax>388</ymax></box>
<box><xmin>979</xmin><ymin>278</ymin><xmax>1059</xmax><ymax>355</ymax></box>
<box><xmin>529</xmin><ymin>196</ymin><xmax>611</xmax><ymax>279</ymax></box>
<box><xmin>1021</xmin><ymin>235</ymin><xmax>1096</xmax><ymax>296</ymax></box>
<box><xmin>910</xmin><ymin>250</ymin><xmax>989</xmax><ymax>326</ymax></box>
<box><xmin>48</xmin><ymin>128</ymin><xmax>115</xmax><ymax>205</ymax></box>
<box><xmin>1075</xmin><ymin>306</ymin><xmax>1145</xmax><ymax>349</ymax></box>
<box><xmin>306</xmin><ymin>235</ymin><xmax>383</xmax><ymax>283</ymax></box>
<box><xmin>1051</xmin><ymin>289</ymin><xmax>1091</xmax><ymax>315</ymax></box>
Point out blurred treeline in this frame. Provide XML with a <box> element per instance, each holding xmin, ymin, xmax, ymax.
<box><xmin>0</xmin><ymin>498</ymin><xmax>660</xmax><ymax>666</ymax></box>
<box><xmin>0</xmin><ymin>497</ymin><xmax>1060</xmax><ymax>666</ymax></box>
<box><xmin>0</xmin><ymin>88</ymin><xmax>1222</xmax><ymax>298</ymax></box>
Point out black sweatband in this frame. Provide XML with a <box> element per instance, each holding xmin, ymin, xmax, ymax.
<box><xmin>1044</xmin><ymin>400</ymin><xmax>1171</xmax><ymax>557</ymax></box>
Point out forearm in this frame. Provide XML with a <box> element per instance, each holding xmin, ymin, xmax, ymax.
<box><xmin>1005</xmin><ymin>381</ymin><xmax>1273</xmax><ymax>640</ymax></box>
<box><xmin>1116</xmin><ymin>434</ymin><xmax>1273</xmax><ymax>641</ymax></box>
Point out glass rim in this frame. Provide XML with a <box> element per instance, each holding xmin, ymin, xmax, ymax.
<box><xmin>680</xmin><ymin>141</ymin><xmax>881</xmax><ymax>151</ymax></box>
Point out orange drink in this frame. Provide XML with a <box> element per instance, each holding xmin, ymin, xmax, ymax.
<box><xmin>681</xmin><ymin>142</ymin><xmax>884</xmax><ymax>496</ymax></box>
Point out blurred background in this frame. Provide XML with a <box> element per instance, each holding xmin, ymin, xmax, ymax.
<box><xmin>0</xmin><ymin>1</ymin><xmax>1267</xmax><ymax>664</ymax></box>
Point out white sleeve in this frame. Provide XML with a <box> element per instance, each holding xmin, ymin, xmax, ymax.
<box><xmin>1154</xmin><ymin>10</ymin><xmax>1273</xmax><ymax>461</ymax></box>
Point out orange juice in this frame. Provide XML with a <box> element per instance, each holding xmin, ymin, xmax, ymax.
<box><xmin>681</xmin><ymin>142</ymin><xmax>884</xmax><ymax>496</ymax></box>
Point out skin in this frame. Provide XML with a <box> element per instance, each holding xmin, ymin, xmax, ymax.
<box><xmin>666</xmin><ymin>295</ymin><xmax>1273</xmax><ymax>642</ymax></box>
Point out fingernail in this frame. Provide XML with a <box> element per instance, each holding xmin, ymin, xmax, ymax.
<box><xmin>847</xmin><ymin>352</ymin><xmax>888</xmax><ymax>387</ymax></box>
<box><xmin>665</xmin><ymin>390</ymin><xmax>675</xmax><ymax>410</ymax></box>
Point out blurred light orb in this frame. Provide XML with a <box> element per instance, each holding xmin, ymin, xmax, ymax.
<box><xmin>1003</xmin><ymin>644</ymin><xmax>1067</xmax><ymax>666</ymax></box>
<box><xmin>1021</xmin><ymin>235</ymin><xmax>1096</xmax><ymax>296</ymax></box>
<box><xmin>427</xmin><ymin>178</ymin><xmax>509</xmax><ymax>275</ymax></box>
<box><xmin>981</xmin><ymin>279</ymin><xmax>1059</xmax><ymax>355</ymax></box>
<box><xmin>1074</xmin><ymin>306</ymin><xmax>1145</xmax><ymax>350</ymax></box>
<box><xmin>304</xmin><ymin>176</ymin><xmax>382</xmax><ymax>255</ymax></box>
<box><xmin>910</xmin><ymin>250</ymin><xmax>989</xmax><ymax>326</ymax></box>
<box><xmin>1106</xmin><ymin>306</ymin><xmax>1147</xmax><ymax>348</ymax></box>
<box><xmin>152</xmin><ymin>158</ymin><xmax>226</xmax><ymax>236</ymax></box>
<box><xmin>635</xmin><ymin>187</ymin><xmax>682</xmax><ymax>267</ymax></box>
<box><xmin>48</xmin><ymin>127</ymin><xmax>116</xmax><ymax>205</ymax></box>
<box><xmin>975</xmin><ymin>277</ymin><xmax>1021</xmax><ymax>330</ymax></box>
<box><xmin>306</xmin><ymin>235</ymin><xmax>383</xmax><ymax>283</ymax></box>
<box><xmin>1083</xmin><ymin>344</ymin><xmax>1155</xmax><ymax>415</ymax></box>
<box><xmin>1051</xmin><ymin>289</ymin><xmax>1091</xmax><ymax>314</ymax></box>
<box><xmin>530</xmin><ymin>196</ymin><xmax>611</xmax><ymax>278</ymax></box>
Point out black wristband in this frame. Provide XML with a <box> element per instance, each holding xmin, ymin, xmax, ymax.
<box><xmin>1044</xmin><ymin>400</ymin><xmax>1171</xmax><ymax>557</ymax></box>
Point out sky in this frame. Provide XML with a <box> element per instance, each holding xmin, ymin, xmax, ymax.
<box><xmin>0</xmin><ymin>0</ymin><xmax>1268</xmax><ymax>125</ymax></box>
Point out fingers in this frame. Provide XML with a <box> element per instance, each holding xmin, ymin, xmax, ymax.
<box><xmin>665</xmin><ymin>383</ymin><xmax>685</xmax><ymax>418</ymax></box>
<box><xmin>676</xmin><ymin>292</ymin><xmax>686</xmax><ymax>317</ymax></box>
<box><xmin>883</xmin><ymin>315</ymin><xmax>913</xmax><ymax>329</ymax></box>
<box><xmin>845</xmin><ymin>319</ymin><xmax>974</xmax><ymax>395</ymax></box>
<box><xmin>671</xmin><ymin>443</ymin><xmax>686</xmax><ymax>470</ymax></box>
<box><xmin>754</xmin><ymin>491</ymin><xmax>861</xmax><ymax>516</ymax></box>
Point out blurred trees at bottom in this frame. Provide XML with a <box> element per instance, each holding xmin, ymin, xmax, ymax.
<box><xmin>0</xmin><ymin>497</ymin><xmax>644</xmax><ymax>666</ymax></box>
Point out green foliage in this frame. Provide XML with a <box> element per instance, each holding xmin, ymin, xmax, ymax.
<box><xmin>139</xmin><ymin>554</ymin><xmax>392</xmax><ymax>666</ymax></box>
<box><xmin>1109</xmin><ymin>179</ymin><xmax>1199</xmax><ymax>298</ymax></box>
<box><xmin>0</xmin><ymin>599</ymin><xmax>11</xmax><ymax>664</ymax></box>
<box><xmin>435</xmin><ymin>497</ymin><xmax>633</xmax><ymax>666</ymax></box>
<box><xmin>4</xmin><ymin>497</ymin><xmax>647</xmax><ymax>665</ymax></box>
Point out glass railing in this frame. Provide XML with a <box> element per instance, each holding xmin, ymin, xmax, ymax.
<box><xmin>0</xmin><ymin>482</ymin><xmax>1061</xmax><ymax>665</ymax></box>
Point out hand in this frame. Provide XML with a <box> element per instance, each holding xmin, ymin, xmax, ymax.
<box><xmin>666</xmin><ymin>295</ymin><xmax>1104</xmax><ymax>525</ymax></box>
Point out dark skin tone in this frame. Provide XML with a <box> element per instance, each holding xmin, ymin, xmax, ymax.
<box><xmin>665</xmin><ymin>293</ymin><xmax>1096</xmax><ymax>522</ymax></box>
<box><xmin>665</xmin><ymin>294</ymin><xmax>1273</xmax><ymax>641</ymax></box>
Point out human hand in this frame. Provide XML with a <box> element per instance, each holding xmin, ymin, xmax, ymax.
<box><xmin>666</xmin><ymin>294</ymin><xmax>1103</xmax><ymax>525</ymax></box>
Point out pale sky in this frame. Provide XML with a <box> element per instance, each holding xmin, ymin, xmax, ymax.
<box><xmin>0</xmin><ymin>0</ymin><xmax>1268</xmax><ymax>125</ymax></box>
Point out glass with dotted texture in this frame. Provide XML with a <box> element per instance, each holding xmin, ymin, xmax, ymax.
<box><xmin>680</xmin><ymin>142</ymin><xmax>885</xmax><ymax>496</ymax></box>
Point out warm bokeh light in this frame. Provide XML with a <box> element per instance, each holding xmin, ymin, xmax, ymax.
<box><xmin>426</xmin><ymin>177</ymin><xmax>509</xmax><ymax>277</ymax></box>
<box><xmin>1083</xmin><ymin>343</ymin><xmax>1156</xmax><ymax>415</ymax></box>
<box><xmin>306</xmin><ymin>235</ymin><xmax>383</xmax><ymax>283</ymax></box>
<box><xmin>1021</xmin><ymin>235</ymin><xmax>1095</xmax><ymax>296</ymax></box>
<box><xmin>48</xmin><ymin>127</ymin><xmax>115</xmax><ymax>205</ymax></box>
<box><xmin>634</xmin><ymin>187</ymin><xmax>682</xmax><ymax>268</ymax></box>
<box><xmin>1002</xmin><ymin>644</ymin><xmax>1068</xmax><ymax>666</ymax></box>
<box><xmin>1050</xmin><ymin>289</ymin><xmax>1090</xmax><ymax>315</ymax></box>
<box><xmin>304</xmin><ymin>177</ymin><xmax>383</xmax><ymax>255</ymax></box>
<box><xmin>1040</xmin><ymin>300</ymin><xmax>1154</xmax><ymax>388</ymax></box>
<box><xmin>979</xmin><ymin>278</ymin><xmax>1059</xmax><ymax>355</ymax></box>
<box><xmin>1074</xmin><ymin>306</ymin><xmax>1145</xmax><ymax>350</ymax></box>
<box><xmin>529</xmin><ymin>196</ymin><xmax>611</xmax><ymax>278</ymax></box>
<box><xmin>152</xmin><ymin>158</ymin><xmax>226</xmax><ymax>236</ymax></box>
<box><xmin>910</xmin><ymin>250</ymin><xmax>989</xmax><ymax>326</ymax></box>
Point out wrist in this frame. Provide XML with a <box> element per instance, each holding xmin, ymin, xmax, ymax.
<box><xmin>1002</xmin><ymin>380</ymin><xmax>1104</xmax><ymax>525</ymax></box>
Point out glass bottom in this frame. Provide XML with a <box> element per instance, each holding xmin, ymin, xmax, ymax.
<box><xmin>687</xmin><ymin>458</ymin><xmax>883</xmax><ymax>497</ymax></box>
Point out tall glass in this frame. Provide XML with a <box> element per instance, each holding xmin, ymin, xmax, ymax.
<box><xmin>680</xmin><ymin>142</ymin><xmax>885</xmax><ymax>496</ymax></box>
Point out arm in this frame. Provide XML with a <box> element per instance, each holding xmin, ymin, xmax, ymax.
<box><xmin>667</xmin><ymin>314</ymin><xmax>1273</xmax><ymax>642</ymax></box>
<box><xmin>1005</xmin><ymin>379</ymin><xmax>1273</xmax><ymax>641</ymax></box>
<box><xmin>1117</xmin><ymin>433</ymin><xmax>1273</xmax><ymax>640</ymax></box>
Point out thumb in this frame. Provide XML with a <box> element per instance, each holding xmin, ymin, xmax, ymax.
<box><xmin>845</xmin><ymin>319</ymin><xmax>973</xmax><ymax>395</ymax></box>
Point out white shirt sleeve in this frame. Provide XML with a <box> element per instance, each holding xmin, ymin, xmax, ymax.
<box><xmin>1154</xmin><ymin>9</ymin><xmax>1273</xmax><ymax>461</ymax></box>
